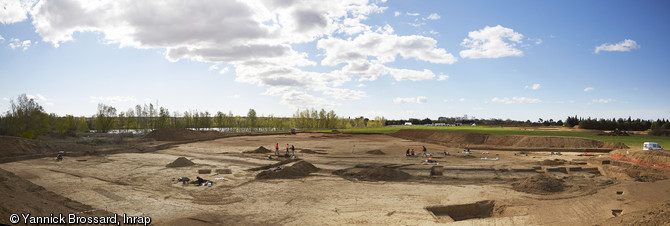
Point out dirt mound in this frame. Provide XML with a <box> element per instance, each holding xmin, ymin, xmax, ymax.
<box><xmin>0</xmin><ymin>168</ymin><xmax>100</xmax><ymax>225</ymax></box>
<box><xmin>334</xmin><ymin>166</ymin><xmax>411</xmax><ymax>182</ymax></box>
<box><xmin>244</xmin><ymin>146</ymin><xmax>272</xmax><ymax>154</ymax></box>
<box><xmin>145</xmin><ymin>128</ymin><xmax>225</xmax><ymax>141</ymax></box>
<box><xmin>512</xmin><ymin>175</ymin><xmax>565</xmax><ymax>194</ymax></box>
<box><xmin>0</xmin><ymin>135</ymin><xmax>96</xmax><ymax>163</ymax></box>
<box><xmin>248</xmin><ymin>158</ymin><xmax>300</xmax><ymax>171</ymax></box>
<box><xmin>392</xmin><ymin>129</ymin><xmax>628</xmax><ymax>150</ymax></box>
<box><xmin>366</xmin><ymin>150</ymin><xmax>385</xmax><ymax>155</ymax></box>
<box><xmin>538</xmin><ymin>159</ymin><xmax>566</xmax><ymax>166</ymax></box>
<box><xmin>255</xmin><ymin>161</ymin><xmax>320</xmax><ymax>179</ymax></box>
<box><xmin>166</xmin><ymin>157</ymin><xmax>196</xmax><ymax>168</ymax></box>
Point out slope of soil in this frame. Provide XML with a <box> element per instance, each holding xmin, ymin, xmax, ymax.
<box><xmin>538</xmin><ymin>159</ymin><xmax>566</xmax><ymax>166</ymax></box>
<box><xmin>0</xmin><ymin>168</ymin><xmax>96</xmax><ymax>225</ymax></box>
<box><xmin>334</xmin><ymin>166</ymin><xmax>411</xmax><ymax>182</ymax></box>
<box><xmin>244</xmin><ymin>146</ymin><xmax>272</xmax><ymax>154</ymax></box>
<box><xmin>365</xmin><ymin>150</ymin><xmax>385</xmax><ymax>155</ymax></box>
<box><xmin>611</xmin><ymin>150</ymin><xmax>670</xmax><ymax>170</ymax></box>
<box><xmin>145</xmin><ymin>128</ymin><xmax>225</xmax><ymax>141</ymax></box>
<box><xmin>0</xmin><ymin>135</ymin><xmax>96</xmax><ymax>163</ymax></box>
<box><xmin>255</xmin><ymin>161</ymin><xmax>319</xmax><ymax>179</ymax></box>
<box><xmin>166</xmin><ymin>157</ymin><xmax>196</xmax><ymax>168</ymax></box>
<box><xmin>600</xmin><ymin>201</ymin><xmax>670</xmax><ymax>226</ymax></box>
<box><xmin>512</xmin><ymin>175</ymin><xmax>565</xmax><ymax>194</ymax></box>
<box><xmin>391</xmin><ymin>129</ymin><xmax>628</xmax><ymax>150</ymax></box>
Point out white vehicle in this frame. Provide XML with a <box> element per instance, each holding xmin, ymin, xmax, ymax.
<box><xmin>643</xmin><ymin>142</ymin><xmax>664</xmax><ymax>150</ymax></box>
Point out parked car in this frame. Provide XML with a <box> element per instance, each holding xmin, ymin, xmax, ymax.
<box><xmin>643</xmin><ymin>142</ymin><xmax>664</xmax><ymax>150</ymax></box>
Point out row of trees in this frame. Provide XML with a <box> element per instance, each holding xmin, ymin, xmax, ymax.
<box><xmin>0</xmin><ymin>94</ymin><xmax>386</xmax><ymax>139</ymax></box>
<box><xmin>565</xmin><ymin>116</ymin><xmax>670</xmax><ymax>131</ymax></box>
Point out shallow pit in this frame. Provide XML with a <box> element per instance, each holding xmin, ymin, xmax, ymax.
<box><xmin>612</xmin><ymin>209</ymin><xmax>623</xmax><ymax>216</ymax></box>
<box><xmin>426</xmin><ymin>200</ymin><xmax>502</xmax><ymax>222</ymax></box>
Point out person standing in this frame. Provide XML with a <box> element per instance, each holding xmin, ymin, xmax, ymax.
<box><xmin>422</xmin><ymin>146</ymin><xmax>427</xmax><ymax>156</ymax></box>
<box><xmin>291</xmin><ymin>145</ymin><xmax>295</xmax><ymax>155</ymax></box>
<box><xmin>411</xmin><ymin>149</ymin><xmax>415</xmax><ymax>156</ymax></box>
<box><xmin>275</xmin><ymin>143</ymin><xmax>279</xmax><ymax>156</ymax></box>
<box><xmin>286</xmin><ymin>144</ymin><xmax>290</xmax><ymax>154</ymax></box>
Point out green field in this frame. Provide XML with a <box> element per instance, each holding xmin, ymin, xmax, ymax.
<box><xmin>315</xmin><ymin>126</ymin><xmax>670</xmax><ymax>148</ymax></box>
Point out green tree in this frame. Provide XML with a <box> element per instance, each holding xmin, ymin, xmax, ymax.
<box><xmin>94</xmin><ymin>103</ymin><xmax>118</xmax><ymax>133</ymax></box>
<box><xmin>247</xmin><ymin>109</ymin><xmax>257</xmax><ymax>131</ymax></box>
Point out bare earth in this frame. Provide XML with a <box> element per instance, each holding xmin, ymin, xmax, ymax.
<box><xmin>2</xmin><ymin>131</ymin><xmax>670</xmax><ymax>225</ymax></box>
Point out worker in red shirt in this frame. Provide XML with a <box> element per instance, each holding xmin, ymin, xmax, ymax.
<box><xmin>286</xmin><ymin>144</ymin><xmax>290</xmax><ymax>154</ymax></box>
<box><xmin>275</xmin><ymin>143</ymin><xmax>279</xmax><ymax>156</ymax></box>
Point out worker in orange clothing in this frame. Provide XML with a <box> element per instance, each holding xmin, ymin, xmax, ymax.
<box><xmin>275</xmin><ymin>143</ymin><xmax>279</xmax><ymax>156</ymax></box>
<box><xmin>286</xmin><ymin>144</ymin><xmax>290</xmax><ymax>154</ymax></box>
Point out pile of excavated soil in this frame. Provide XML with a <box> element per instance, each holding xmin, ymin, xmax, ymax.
<box><xmin>166</xmin><ymin>157</ymin><xmax>196</xmax><ymax>168</ymax></box>
<box><xmin>391</xmin><ymin>129</ymin><xmax>628</xmax><ymax>150</ymax></box>
<box><xmin>244</xmin><ymin>146</ymin><xmax>272</xmax><ymax>154</ymax></box>
<box><xmin>0</xmin><ymin>168</ymin><xmax>108</xmax><ymax>225</ymax></box>
<box><xmin>300</xmin><ymin>149</ymin><xmax>327</xmax><ymax>154</ymax></box>
<box><xmin>0</xmin><ymin>135</ymin><xmax>95</xmax><ymax>163</ymax></box>
<box><xmin>255</xmin><ymin>161</ymin><xmax>319</xmax><ymax>179</ymax></box>
<box><xmin>538</xmin><ymin>159</ymin><xmax>566</xmax><ymax>166</ymax></box>
<box><xmin>512</xmin><ymin>175</ymin><xmax>565</xmax><ymax>194</ymax></box>
<box><xmin>334</xmin><ymin>167</ymin><xmax>411</xmax><ymax>182</ymax></box>
<box><xmin>366</xmin><ymin>150</ymin><xmax>385</xmax><ymax>155</ymax></box>
<box><xmin>248</xmin><ymin>159</ymin><xmax>300</xmax><ymax>171</ymax></box>
<box><xmin>145</xmin><ymin>128</ymin><xmax>225</xmax><ymax>141</ymax></box>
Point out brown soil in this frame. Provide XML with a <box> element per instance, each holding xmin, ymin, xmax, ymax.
<box><xmin>601</xmin><ymin>201</ymin><xmax>670</xmax><ymax>225</ymax></box>
<box><xmin>611</xmin><ymin>150</ymin><xmax>670</xmax><ymax>170</ymax></box>
<box><xmin>365</xmin><ymin>150</ymin><xmax>385</xmax><ymax>155</ymax></box>
<box><xmin>145</xmin><ymin>128</ymin><xmax>225</xmax><ymax>141</ymax></box>
<box><xmin>255</xmin><ymin>161</ymin><xmax>319</xmax><ymax>179</ymax></box>
<box><xmin>300</xmin><ymin>149</ymin><xmax>327</xmax><ymax>154</ymax></box>
<box><xmin>538</xmin><ymin>159</ymin><xmax>566</xmax><ymax>166</ymax></box>
<box><xmin>0</xmin><ymin>168</ymin><xmax>98</xmax><ymax>225</ymax></box>
<box><xmin>334</xmin><ymin>166</ymin><xmax>411</xmax><ymax>182</ymax></box>
<box><xmin>247</xmin><ymin>158</ymin><xmax>300</xmax><ymax>171</ymax></box>
<box><xmin>512</xmin><ymin>175</ymin><xmax>565</xmax><ymax>194</ymax></box>
<box><xmin>392</xmin><ymin>129</ymin><xmax>629</xmax><ymax>150</ymax></box>
<box><xmin>244</xmin><ymin>146</ymin><xmax>272</xmax><ymax>154</ymax></box>
<box><xmin>166</xmin><ymin>157</ymin><xmax>196</xmax><ymax>168</ymax></box>
<box><xmin>0</xmin><ymin>135</ymin><xmax>96</xmax><ymax>163</ymax></box>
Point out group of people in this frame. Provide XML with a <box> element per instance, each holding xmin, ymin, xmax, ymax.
<box><xmin>406</xmin><ymin>146</ymin><xmax>429</xmax><ymax>157</ymax></box>
<box><xmin>275</xmin><ymin>143</ymin><xmax>296</xmax><ymax>156</ymax></box>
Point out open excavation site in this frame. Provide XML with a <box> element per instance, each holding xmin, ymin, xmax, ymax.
<box><xmin>2</xmin><ymin>129</ymin><xmax>670</xmax><ymax>225</ymax></box>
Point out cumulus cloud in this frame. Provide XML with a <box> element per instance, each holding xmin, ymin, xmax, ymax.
<box><xmin>2</xmin><ymin>97</ymin><xmax>8</xmax><ymax>101</ymax></box>
<box><xmin>491</xmin><ymin>96</ymin><xmax>541</xmax><ymax>104</ymax></box>
<box><xmin>279</xmin><ymin>90</ymin><xmax>339</xmax><ymax>109</ymax></box>
<box><xmin>25</xmin><ymin>93</ymin><xmax>53</xmax><ymax>106</ymax></box>
<box><xmin>357</xmin><ymin>83</ymin><xmax>366</xmax><ymax>87</ymax></box>
<box><xmin>426</xmin><ymin>13</ymin><xmax>440</xmax><ymax>20</ymax></box>
<box><xmin>0</xmin><ymin>0</ymin><xmax>36</xmax><ymax>24</ymax></box>
<box><xmin>590</xmin><ymin>98</ymin><xmax>614</xmax><ymax>104</ymax></box>
<box><xmin>8</xmin><ymin>38</ymin><xmax>31</xmax><ymax>51</ymax></box>
<box><xmin>406</xmin><ymin>12</ymin><xmax>419</xmax><ymax>16</ymax></box>
<box><xmin>460</xmin><ymin>25</ymin><xmax>524</xmax><ymax>59</ymax></box>
<box><xmin>90</xmin><ymin>96</ymin><xmax>138</xmax><ymax>103</ymax></box>
<box><xmin>525</xmin><ymin>83</ymin><xmax>541</xmax><ymax>90</ymax></box>
<box><xmin>437</xmin><ymin>74</ymin><xmax>449</xmax><ymax>81</ymax></box>
<box><xmin>0</xmin><ymin>35</ymin><xmax>4</xmax><ymax>42</ymax></box>
<box><xmin>219</xmin><ymin>67</ymin><xmax>230</xmax><ymax>75</ymax></box>
<box><xmin>394</xmin><ymin>11</ymin><xmax>400</xmax><ymax>17</ymax></box>
<box><xmin>584</xmin><ymin>87</ymin><xmax>594</xmax><ymax>92</ymax></box>
<box><xmin>393</xmin><ymin>96</ymin><xmax>427</xmax><ymax>104</ymax></box>
<box><xmin>595</xmin><ymin>39</ymin><xmax>639</xmax><ymax>54</ymax></box>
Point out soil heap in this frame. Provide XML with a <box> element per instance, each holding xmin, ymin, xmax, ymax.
<box><xmin>244</xmin><ymin>146</ymin><xmax>272</xmax><ymax>154</ymax></box>
<box><xmin>334</xmin><ymin>166</ymin><xmax>411</xmax><ymax>182</ymax></box>
<box><xmin>255</xmin><ymin>161</ymin><xmax>319</xmax><ymax>179</ymax></box>
<box><xmin>0</xmin><ymin>135</ymin><xmax>94</xmax><ymax>163</ymax></box>
<box><xmin>365</xmin><ymin>150</ymin><xmax>385</xmax><ymax>155</ymax></box>
<box><xmin>0</xmin><ymin>168</ymin><xmax>106</xmax><ymax>225</ymax></box>
<box><xmin>145</xmin><ymin>128</ymin><xmax>225</xmax><ymax>141</ymax></box>
<box><xmin>512</xmin><ymin>175</ymin><xmax>565</xmax><ymax>194</ymax></box>
<box><xmin>166</xmin><ymin>157</ymin><xmax>196</xmax><ymax>168</ymax></box>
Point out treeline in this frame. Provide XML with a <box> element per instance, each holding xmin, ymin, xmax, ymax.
<box><xmin>385</xmin><ymin>116</ymin><xmax>563</xmax><ymax>127</ymax></box>
<box><xmin>565</xmin><ymin>116</ymin><xmax>670</xmax><ymax>131</ymax></box>
<box><xmin>0</xmin><ymin>94</ymin><xmax>386</xmax><ymax>139</ymax></box>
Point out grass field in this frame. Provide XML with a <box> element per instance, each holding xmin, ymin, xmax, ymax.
<box><xmin>315</xmin><ymin>126</ymin><xmax>670</xmax><ymax>148</ymax></box>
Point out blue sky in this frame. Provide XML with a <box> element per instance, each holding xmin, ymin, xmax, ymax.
<box><xmin>1</xmin><ymin>0</ymin><xmax>668</xmax><ymax>121</ymax></box>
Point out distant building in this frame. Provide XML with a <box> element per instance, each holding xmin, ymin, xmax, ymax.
<box><xmin>434</xmin><ymin>123</ymin><xmax>447</xmax><ymax>126</ymax></box>
<box><xmin>404</xmin><ymin>122</ymin><xmax>413</xmax><ymax>126</ymax></box>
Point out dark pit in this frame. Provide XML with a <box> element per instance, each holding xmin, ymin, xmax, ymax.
<box><xmin>426</xmin><ymin>200</ymin><xmax>500</xmax><ymax>222</ymax></box>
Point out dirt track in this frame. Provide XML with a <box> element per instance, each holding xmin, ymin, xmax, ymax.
<box><xmin>1</xmin><ymin>132</ymin><xmax>670</xmax><ymax>225</ymax></box>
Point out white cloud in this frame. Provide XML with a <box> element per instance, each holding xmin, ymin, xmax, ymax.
<box><xmin>0</xmin><ymin>0</ymin><xmax>36</xmax><ymax>24</ymax></box>
<box><xmin>26</xmin><ymin>94</ymin><xmax>47</xmax><ymax>101</ymax></box>
<box><xmin>228</xmin><ymin>94</ymin><xmax>240</xmax><ymax>99</ymax></box>
<box><xmin>426</xmin><ymin>13</ymin><xmax>440</xmax><ymax>20</ymax></box>
<box><xmin>393</xmin><ymin>96</ymin><xmax>427</xmax><ymax>104</ymax></box>
<box><xmin>491</xmin><ymin>96</ymin><xmax>541</xmax><ymax>104</ymax></box>
<box><xmin>279</xmin><ymin>90</ymin><xmax>339</xmax><ymax>109</ymax></box>
<box><xmin>219</xmin><ymin>67</ymin><xmax>230</xmax><ymax>75</ymax></box>
<box><xmin>8</xmin><ymin>38</ymin><xmax>31</xmax><ymax>51</ymax></box>
<box><xmin>357</xmin><ymin>83</ymin><xmax>366</xmax><ymax>87</ymax></box>
<box><xmin>0</xmin><ymin>35</ymin><xmax>4</xmax><ymax>42</ymax></box>
<box><xmin>584</xmin><ymin>87</ymin><xmax>594</xmax><ymax>92</ymax></box>
<box><xmin>406</xmin><ymin>12</ymin><xmax>419</xmax><ymax>16</ymax></box>
<box><xmin>524</xmin><ymin>83</ymin><xmax>540</xmax><ymax>90</ymax></box>
<box><xmin>595</xmin><ymin>39</ymin><xmax>639</xmax><ymax>54</ymax></box>
<box><xmin>394</xmin><ymin>11</ymin><xmax>400</xmax><ymax>17</ymax></box>
<box><xmin>535</xmin><ymin>38</ymin><xmax>542</xmax><ymax>45</ymax></box>
<box><xmin>427</xmin><ymin>30</ymin><xmax>439</xmax><ymax>35</ymax></box>
<box><xmin>590</xmin><ymin>98</ymin><xmax>614</xmax><ymax>104</ymax></box>
<box><xmin>437</xmin><ymin>74</ymin><xmax>449</xmax><ymax>81</ymax></box>
<box><xmin>458</xmin><ymin>98</ymin><xmax>465</xmax><ymax>102</ymax></box>
<box><xmin>208</xmin><ymin>64</ymin><xmax>219</xmax><ymax>71</ymax></box>
<box><xmin>90</xmin><ymin>96</ymin><xmax>138</xmax><ymax>103</ymax></box>
<box><xmin>2</xmin><ymin>97</ymin><xmax>9</xmax><ymax>101</ymax></box>
<box><xmin>317</xmin><ymin>87</ymin><xmax>366</xmax><ymax>100</ymax></box>
<box><xmin>459</xmin><ymin>25</ymin><xmax>524</xmax><ymax>59</ymax></box>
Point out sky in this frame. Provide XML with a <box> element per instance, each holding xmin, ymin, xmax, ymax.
<box><xmin>1</xmin><ymin>0</ymin><xmax>669</xmax><ymax>121</ymax></box>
